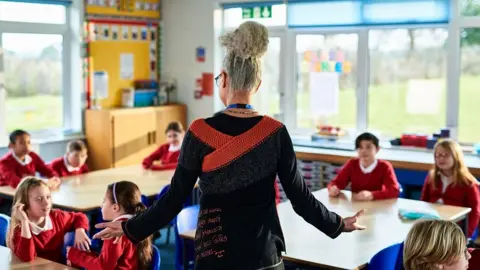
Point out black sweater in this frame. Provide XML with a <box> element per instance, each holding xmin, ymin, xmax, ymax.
<box><xmin>122</xmin><ymin>113</ymin><xmax>344</xmax><ymax>270</ymax></box>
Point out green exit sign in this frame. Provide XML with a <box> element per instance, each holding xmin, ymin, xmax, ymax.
<box><xmin>242</xmin><ymin>6</ymin><xmax>272</xmax><ymax>19</ymax></box>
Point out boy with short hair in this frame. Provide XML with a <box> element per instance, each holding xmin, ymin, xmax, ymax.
<box><xmin>0</xmin><ymin>130</ymin><xmax>61</xmax><ymax>189</ymax></box>
<box><xmin>49</xmin><ymin>140</ymin><xmax>89</xmax><ymax>177</ymax></box>
<box><xmin>327</xmin><ymin>132</ymin><xmax>400</xmax><ymax>201</ymax></box>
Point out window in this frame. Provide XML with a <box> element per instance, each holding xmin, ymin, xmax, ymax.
<box><xmin>0</xmin><ymin>1</ymin><xmax>66</xmax><ymax>24</ymax></box>
<box><xmin>296</xmin><ymin>34</ymin><xmax>358</xmax><ymax>130</ymax></box>
<box><xmin>368</xmin><ymin>29</ymin><xmax>448</xmax><ymax>138</ymax></box>
<box><xmin>461</xmin><ymin>0</ymin><xmax>480</xmax><ymax>16</ymax></box>
<box><xmin>223</xmin><ymin>4</ymin><xmax>286</xmax><ymax>29</ymax></box>
<box><xmin>3</xmin><ymin>33</ymin><xmax>63</xmax><ymax>132</ymax></box>
<box><xmin>458</xmin><ymin>28</ymin><xmax>480</xmax><ymax>142</ymax></box>
<box><xmin>0</xmin><ymin>0</ymin><xmax>79</xmax><ymax>137</ymax></box>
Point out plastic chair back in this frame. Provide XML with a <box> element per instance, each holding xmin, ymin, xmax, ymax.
<box><xmin>151</xmin><ymin>244</ymin><xmax>161</xmax><ymax>270</ymax></box>
<box><xmin>368</xmin><ymin>242</ymin><xmax>404</xmax><ymax>270</ymax></box>
<box><xmin>174</xmin><ymin>205</ymin><xmax>200</xmax><ymax>270</ymax></box>
<box><xmin>0</xmin><ymin>214</ymin><xmax>10</xmax><ymax>247</ymax></box>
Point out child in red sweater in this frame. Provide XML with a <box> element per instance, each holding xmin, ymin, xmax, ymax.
<box><xmin>142</xmin><ymin>121</ymin><xmax>184</xmax><ymax>171</ymax></box>
<box><xmin>0</xmin><ymin>130</ymin><xmax>61</xmax><ymax>189</ymax></box>
<box><xmin>49</xmin><ymin>140</ymin><xmax>89</xmax><ymax>177</ymax></box>
<box><xmin>7</xmin><ymin>176</ymin><xmax>91</xmax><ymax>263</ymax></box>
<box><xmin>67</xmin><ymin>181</ymin><xmax>152</xmax><ymax>269</ymax></box>
<box><xmin>420</xmin><ymin>139</ymin><xmax>480</xmax><ymax>237</ymax></box>
<box><xmin>328</xmin><ymin>132</ymin><xmax>400</xmax><ymax>201</ymax></box>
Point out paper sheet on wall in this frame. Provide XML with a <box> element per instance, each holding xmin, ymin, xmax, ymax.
<box><xmin>120</xmin><ymin>53</ymin><xmax>134</xmax><ymax>80</ymax></box>
<box><xmin>309</xmin><ymin>72</ymin><xmax>339</xmax><ymax>115</ymax></box>
<box><xmin>406</xmin><ymin>79</ymin><xmax>442</xmax><ymax>114</ymax></box>
<box><xmin>93</xmin><ymin>71</ymin><xmax>108</xmax><ymax>99</ymax></box>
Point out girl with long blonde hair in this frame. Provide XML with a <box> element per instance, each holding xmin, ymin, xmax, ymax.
<box><xmin>7</xmin><ymin>176</ymin><xmax>90</xmax><ymax>263</ymax></box>
<box><xmin>421</xmin><ymin>139</ymin><xmax>480</xmax><ymax>237</ymax></box>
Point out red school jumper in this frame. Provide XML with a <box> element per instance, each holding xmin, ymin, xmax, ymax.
<box><xmin>11</xmin><ymin>209</ymin><xmax>89</xmax><ymax>263</ymax></box>
<box><xmin>421</xmin><ymin>175</ymin><xmax>480</xmax><ymax>237</ymax></box>
<box><xmin>328</xmin><ymin>158</ymin><xmax>400</xmax><ymax>200</ymax></box>
<box><xmin>48</xmin><ymin>156</ymin><xmax>89</xmax><ymax>177</ymax></box>
<box><xmin>142</xmin><ymin>143</ymin><xmax>180</xmax><ymax>171</ymax></box>
<box><xmin>68</xmin><ymin>217</ymin><xmax>138</xmax><ymax>270</ymax></box>
<box><xmin>0</xmin><ymin>152</ymin><xmax>57</xmax><ymax>188</ymax></box>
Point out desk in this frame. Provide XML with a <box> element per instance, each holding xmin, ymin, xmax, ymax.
<box><xmin>294</xmin><ymin>144</ymin><xmax>480</xmax><ymax>177</ymax></box>
<box><xmin>0</xmin><ymin>245</ymin><xmax>75</xmax><ymax>269</ymax></box>
<box><xmin>180</xmin><ymin>189</ymin><xmax>470</xmax><ymax>270</ymax></box>
<box><xmin>0</xmin><ymin>165</ymin><xmax>174</xmax><ymax>212</ymax></box>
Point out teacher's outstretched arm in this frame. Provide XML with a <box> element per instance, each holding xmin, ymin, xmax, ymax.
<box><xmin>94</xmin><ymin>131</ymin><xmax>203</xmax><ymax>244</ymax></box>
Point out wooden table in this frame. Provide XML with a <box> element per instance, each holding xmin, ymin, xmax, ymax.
<box><xmin>0</xmin><ymin>245</ymin><xmax>76</xmax><ymax>269</ymax></box>
<box><xmin>0</xmin><ymin>165</ymin><xmax>174</xmax><ymax>212</ymax></box>
<box><xmin>180</xmin><ymin>189</ymin><xmax>471</xmax><ymax>270</ymax></box>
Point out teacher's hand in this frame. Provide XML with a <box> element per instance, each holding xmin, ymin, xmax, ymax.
<box><xmin>343</xmin><ymin>209</ymin><xmax>367</xmax><ymax>232</ymax></box>
<box><xmin>93</xmin><ymin>221</ymin><xmax>124</xmax><ymax>243</ymax></box>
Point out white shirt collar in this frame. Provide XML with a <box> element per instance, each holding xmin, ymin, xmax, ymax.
<box><xmin>168</xmin><ymin>144</ymin><xmax>181</xmax><ymax>152</ymax></box>
<box><xmin>439</xmin><ymin>173</ymin><xmax>452</xmax><ymax>194</ymax></box>
<box><xmin>113</xmin><ymin>214</ymin><xmax>134</xmax><ymax>222</ymax></box>
<box><xmin>359</xmin><ymin>159</ymin><xmax>378</xmax><ymax>174</ymax></box>
<box><xmin>64</xmin><ymin>155</ymin><xmax>81</xmax><ymax>172</ymax></box>
<box><xmin>12</xmin><ymin>151</ymin><xmax>32</xmax><ymax>166</ymax></box>
<box><xmin>29</xmin><ymin>215</ymin><xmax>53</xmax><ymax>235</ymax></box>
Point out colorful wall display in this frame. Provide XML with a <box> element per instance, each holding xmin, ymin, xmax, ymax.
<box><xmin>302</xmin><ymin>49</ymin><xmax>352</xmax><ymax>74</ymax></box>
<box><xmin>85</xmin><ymin>0</ymin><xmax>161</xmax><ymax>19</ymax></box>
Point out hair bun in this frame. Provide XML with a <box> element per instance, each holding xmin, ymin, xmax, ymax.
<box><xmin>219</xmin><ymin>21</ymin><xmax>269</xmax><ymax>59</ymax></box>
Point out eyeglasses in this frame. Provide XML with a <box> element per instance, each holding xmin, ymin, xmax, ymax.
<box><xmin>434</xmin><ymin>152</ymin><xmax>452</xmax><ymax>158</ymax></box>
<box><xmin>215</xmin><ymin>73</ymin><xmax>222</xmax><ymax>87</ymax></box>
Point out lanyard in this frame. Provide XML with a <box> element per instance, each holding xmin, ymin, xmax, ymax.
<box><xmin>225</xmin><ymin>104</ymin><xmax>254</xmax><ymax>110</ymax></box>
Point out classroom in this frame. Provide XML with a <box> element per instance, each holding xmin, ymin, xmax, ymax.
<box><xmin>0</xmin><ymin>0</ymin><xmax>479</xmax><ymax>269</ymax></box>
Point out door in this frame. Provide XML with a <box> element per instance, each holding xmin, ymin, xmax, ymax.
<box><xmin>294</xmin><ymin>33</ymin><xmax>359</xmax><ymax>131</ymax></box>
<box><xmin>250</xmin><ymin>33</ymin><xmax>285</xmax><ymax>121</ymax></box>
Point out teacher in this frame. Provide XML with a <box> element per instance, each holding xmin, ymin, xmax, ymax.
<box><xmin>94</xmin><ymin>21</ymin><xmax>365</xmax><ymax>270</ymax></box>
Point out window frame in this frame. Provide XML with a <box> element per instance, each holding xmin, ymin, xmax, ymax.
<box><xmin>0</xmin><ymin>0</ymin><xmax>83</xmax><ymax>136</ymax></box>
<box><xmin>218</xmin><ymin>0</ymin><xmax>479</xmax><ymax>143</ymax></box>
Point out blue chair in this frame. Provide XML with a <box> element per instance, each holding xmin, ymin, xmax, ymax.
<box><xmin>175</xmin><ymin>205</ymin><xmax>199</xmax><ymax>270</ymax></box>
<box><xmin>368</xmin><ymin>242</ymin><xmax>404</xmax><ymax>270</ymax></box>
<box><xmin>142</xmin><ymin>194</ymin><xmax>150</xmax><ymax>207</ymax></box>
<box><xmin>399</xmin><ymin>184</ymin><xmax>406</xmax><ymax>199</ymax></box>
<box><xmin>0</xmin><ymin>214</ymin><xmax>10</xmax><ymax>247</ymax></box>
<box><xmin>63</xmin><ymin>231</ymin><xmax>75</xmax><ymax>258</ymax></box>
<box><xmin>151</xmin><ymin>244</ymin><xmax>161</xmax><ymax>270</ymax></box>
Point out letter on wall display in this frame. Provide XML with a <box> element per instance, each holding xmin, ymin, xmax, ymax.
<box><xmin>122</xmin><ymin>26</ymin><xmax>129</xmax><ymax>40</ymax></box>
<box><xmin>120</xmin><ymin>53</ymin><xmax>134</xmax><ymax>80</ymax></box>
<box><xmin>111</xmin><ymin>25</ymin><xmax>119</xmax><ymax>40</ymax></box>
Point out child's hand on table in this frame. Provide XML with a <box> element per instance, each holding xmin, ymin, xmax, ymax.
<box><xmin>46</xmin><ymin>177</ymin><xmax>61</xmax><ymax>189</ymax></box>
<box><xmin>328</xmin><ymin>185</ymin><xmax>340</xmax><ymax>197</ymax></box>
<box><xmin>353</xmin><ymin>191</ymin><xmax>373</xmax><ymax>201</ymax></box>
<box><xmin>74</xmin><ymin>228</ymin><xmax>91</xmax><ymax>251</ymax></box>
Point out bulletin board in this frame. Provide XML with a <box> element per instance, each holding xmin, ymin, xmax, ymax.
<box><xmin>86</xmin><ymin>19</ymin><xmax>158</xmax><ymax>108</ymax></box>
<box><xmin>85</xmin><ymin>0</ymin><xmax>161</xmax><ymax>19</ymax></box>
<box><xmin>302</xmin><ymin>49</ymin><xmax>352</xmax><ymax>74</ymax></box>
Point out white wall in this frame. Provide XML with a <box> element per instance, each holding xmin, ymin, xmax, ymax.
<box><xmin>162</xmin><ymin>0</ymin><xmax>269</xmax><ymax>124</ymax></box>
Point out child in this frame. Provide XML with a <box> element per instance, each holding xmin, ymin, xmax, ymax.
<box><xmin>328</xmin><ymin>132</ymin><xmax>400</xmax><ymax>201</ymax></box>
<box><xmin>420</xmin><ymin>139</ymin><xmax>480</xmax><ymax>237</ymax></box>
<box><xmin>49</xmin><ymin>140</ymin><xmax>89</xmax><ymax>177</ymax></box>
<box><xmin>7</xmin><ymin>176</ymin><xmax>91</xmax><ymax>263</ymax></box>
<box><xmin>0</xmin><ymin>130</ymin><xmax>61</xmax><ymax>189</ymax></box>
<box><xmin>67</xmin><ymin>181</ymin><xmax>152</xmax><ymax>269</ymax></box>
<box><xmin>404</xmin><ymin>219</ymin><xmax>479</xmax><ymax>270</ymax></box>
<box><xmin>142</xmin><ymin>122</ymin><xmax>184</xmax><ymax>171</ymax></box>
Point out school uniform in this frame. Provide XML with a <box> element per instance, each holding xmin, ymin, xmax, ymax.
<box><xmin>48</xmin><ymin>156</ymin><xmax>89</xmax><ymax>177</ymax></box>
<box><xmin>122</xmin><ymin>114</ymin><xmax>344</xmax><ymax>270</ymax></box>
<box><xmin>0</xmin><ymin>152</ymin><xmax>57</xmax><ymax>188</ymax></box>
<box><xmin>142</xmin><ymin>143</ymin><xmax>180</xmax><ymax>170</ymax></box>
<box><xmin>328</xmin><ymin>158</ymin><xmax>400</xmax><ymax>200</ymax></box>
<box><xmin>11</xmin><ymin>209</ymin><xmax>89</xmax><ymax>263</ymax></box>
<box><xmin>421</xmin><ymin>174</ymin><xmax>480</xmax><ymax>237</ymax></box>
<box><xmin>68</xmin><ymin>214</ymin><xmax>139</xmax><ymax>270</ymax></box>
<box><xmin>468</xmin><ymin>248</ymin><xmax>480</xmax><ymax>269</ymax></box>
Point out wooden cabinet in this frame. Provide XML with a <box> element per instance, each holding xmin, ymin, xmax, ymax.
<box><xmin>85</xmin><ymin>104</ymin><xmax>187</xmax><ymax>171</ymax></box>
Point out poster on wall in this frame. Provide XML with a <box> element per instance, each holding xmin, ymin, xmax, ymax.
<box><xmin>121</xmin><ymin>26</ymin><xmax>129</xmax><ymax>40</ymax></box>
<box><xmin>111</xmin><ymin>25</ymin><xmax>119</xmax><ymax>40</ymax></box>
<box><xmin>309</xmin><ymin>72</ymin><xmax>339</xmax><ymax>115</ymax></box>
<box><xmin>120</xmin><ymin>53</ymin><xmax>134</xmax><ymax>80</ymax></box>
<box><xmin>131</xmin><ymin>26</ymin><xmax>138</xmax><ymax>40</ymax></box>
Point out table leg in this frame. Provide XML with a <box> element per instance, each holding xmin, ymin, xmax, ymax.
<box><xmin>183</xmin><ymin>239</ymin><xmax>188</xmax><ymax>270</ymax></box>
<box><xmin>463</xmin><ymin>215</ymin><xmax>469</xmax><ymax>237</ymax></box>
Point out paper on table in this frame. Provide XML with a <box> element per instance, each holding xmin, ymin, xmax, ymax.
<box><xmin>309</xmin><ymin>72</ymin><xmax>339</xmax><ymax>115</ymax></box>
<box><xmin>406</xmin><ymin>79</ymin><xmax>442</xmax><ymax>114</ymax></box>
<box><xmin>120</xmin><ymin>53</ymin><xmax>134</xmax><ymax>80</ymax></box>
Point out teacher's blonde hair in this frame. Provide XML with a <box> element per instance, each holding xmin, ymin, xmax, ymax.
<box><xmin>403</xmin><ymin>219</ymin><xmax>467</xmax><ymax>270</ymax></box>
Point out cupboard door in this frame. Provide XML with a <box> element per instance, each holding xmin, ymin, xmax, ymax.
<box><xmin>155</xmin><ymin>105</ymin><xmax>187</xmax><ymax>145</ymax></box>
<box><xmin>112</xmin><ymin>110</ymin><xmax>157</xmax><ymax>167</ymax></box>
